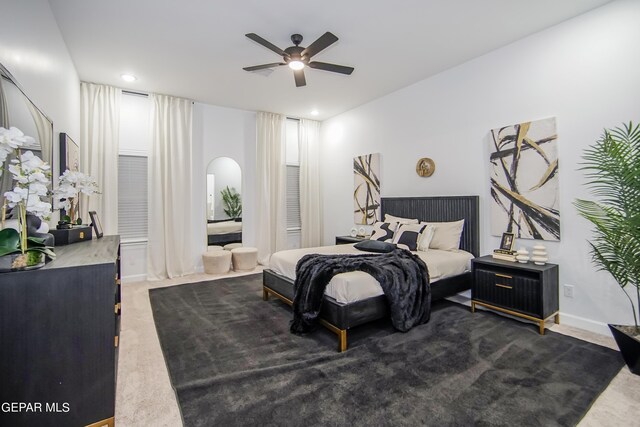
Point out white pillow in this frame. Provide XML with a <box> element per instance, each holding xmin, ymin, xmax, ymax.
<box><xmin>369</xmin><ymin>221</ymin><xmax>398</xmax><ymax>241</ymax></box>
<box><xmin>417</xmin><ymin>224</ymin><xmax>436</xmax><ymax>252</ymax></box>
<box><xmin>392</xmin><ymin>223</ymin><xmax>427</xmax><ymax>251</ymax></box>
<box><xmin>422</xmin><ymin>219</ymin><xmax>465</xmax><ymax>251</ymax></box>
<box><xmin>384</xmin><ymin>214</ymin><xmax>419</xmax><ymax>224</ymax></box>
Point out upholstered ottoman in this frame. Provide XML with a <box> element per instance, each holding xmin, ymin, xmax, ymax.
<box><xmin>231</xmin><ymin>247</ymin><xmax>258</xmax><ymax>271</ymax></box>
<box><xmin>224</xmin><ymin>243</ymin><xmax>243</xmax><ymax>250</ymax></box>
<box><xmin>202</xmin><ymin>250</ymin><xmax>232</xmax><ymax>274</ymax></box>
<box><xmin>207</xmin><ymin>245</ymin><xmax>224</xmax><ymax>251</ymax></box>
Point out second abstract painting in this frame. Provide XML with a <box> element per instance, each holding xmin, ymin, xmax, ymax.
<box><xmin>489</xmin><ymin>117</ymin><xmax>560</xmax><ymax>241</ymax></box>
<box><xmin>354</xmin><ymin>153</ymin><xmax>381</xmax><ymax>225</ymax></box>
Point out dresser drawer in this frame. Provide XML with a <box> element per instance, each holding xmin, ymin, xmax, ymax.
<box><xmin>474</xmin><ymin>268</ymin><xmax>541</xmax><ymax>317</ymax></box>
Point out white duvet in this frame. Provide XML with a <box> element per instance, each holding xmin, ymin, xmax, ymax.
<box><xmin>207</xmin><ymin>221</ymin><xmax>242</xmax><ymax>235</ymax></box>
<box><xmin>269</xmin><ymin>244</ymin><xmax>473</xmax><ymax>304</ymax></box>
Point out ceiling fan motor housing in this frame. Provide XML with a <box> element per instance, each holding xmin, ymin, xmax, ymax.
<box><xmin>284</xmin><ymin>45</ymin><xmax>305</xmax><ymax>64</ymax></box>
<box><xmin>290</xmin><ymin>34</ymin><xmax>303</xmax><ymax>46</ymax></box>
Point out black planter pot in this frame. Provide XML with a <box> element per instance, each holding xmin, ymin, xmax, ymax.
<box><xmin>609</xmin><ymin>324</ymin><xmax>640</xmax><ymax>375</ymax></box>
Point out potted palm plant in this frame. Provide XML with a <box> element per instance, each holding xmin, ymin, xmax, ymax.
<box><xmin>575</xmin><ymin>121</ymin><xmax>640</xmax><ymax>375</ymax></box>
<box><xmin>221</xmin><ymin>186</ymin><xmax>242</xmax><ymax>220</ymax></box>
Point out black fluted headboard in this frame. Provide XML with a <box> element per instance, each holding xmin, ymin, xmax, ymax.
<box><xmin>381</xmin><ymin>196</ymin><xmax>480</xmax><ymax>256</ymax></box>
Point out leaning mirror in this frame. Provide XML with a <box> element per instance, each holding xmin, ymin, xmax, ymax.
<box><xmin>206</xmin><ymin>157</ymin><xmax>242</xmax><ymax>247</ymax></box>
<box><xmin>0</xmin><ymin>63</ymin><xmax>54</xmax><ymax>203</ymax></box>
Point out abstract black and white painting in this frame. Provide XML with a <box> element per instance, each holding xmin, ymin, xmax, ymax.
<box><xmin>354</xmin><ymin>153</ymin><xmax>381</xmax><ymax>225</ymax></box>
<box><xmin>490</xmin><ymin>117</ymin><xmax>560</xmax><ymax>241</ymax></box>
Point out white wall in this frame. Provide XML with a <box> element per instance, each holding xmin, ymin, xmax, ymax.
<box><xmin>320</xmin><ymin>0</ymin><xmax>640</xmax><ymax>335</ymax></box>
<box><xmin>192</xmin><ymin>103</ymin><xmax>256</xmax><ymax>271</ymax></box>
<box><xmin>0</xmin><ymin>0</ymin><xmax>80</xmax><ymax>224</ymax></box>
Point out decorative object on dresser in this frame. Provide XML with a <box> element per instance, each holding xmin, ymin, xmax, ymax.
<box><xmin>416</xmin><ymin>157</ymin><xmax>435</xmax><ymax>177</ymax></box>
<box><xmin>531</xmin><ymin>244</ymin><xmax>548</xmax><ymax>265</ymax></box>
<box><xmin>0</xmin><ymin>236</ymin><xmax>121</xmax><ymax>426</ymax></box>
<box><xmin>353</xmin><ymin>153</ymin><xmax>380</xmax><ymax>225</ymax></box>
<box><xmin>0</xmin><ymin>127</ymin><xmax>55</xmax><ymax>270</ymax></box>
<box><xmin>357</xmin><ymin>226</ymin><xmax>366</xmax><ymax>237</ymax></box>
<box><xmin>574</xmin><ymin>121</ymin><xmax>640</xmax><ymax>375</ymax></box>
<box><xmin>515</xmin><ymin>247</ymin><xmax>530</xmax><ymax>263</ymax></box>
<box><xmin>490</xmin><ymin>117</ymin><xmax>560</xmax><ymax>241</ymax></box>
<box><xmin>59</xmin><ymin>132</ymin><xmax>79</xmax><ymax>172</ymax></box>
<box><xmin>471</xmin><ymin>255</ymin><xmax>559</xmax><ymax>335</ymax></box>
<box><xmin>53</xmin><ymin>170</ymin><xmax>100</xmax><ymax>227</ymax></box>
<box><xmin>89</xmin><ymin>210</ymin><xmax>104</xmax><ymax>238</ymax></box>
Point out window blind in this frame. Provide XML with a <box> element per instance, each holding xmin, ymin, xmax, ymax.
<box><xmin>118</xmin><ymin>155</ymin><xmax>148</xmax><ymax>241</ymax></box>
<box><xmin>286</xmin><ymin>165</ymin><xmax>301</xmax><ymax>230</ymax></box>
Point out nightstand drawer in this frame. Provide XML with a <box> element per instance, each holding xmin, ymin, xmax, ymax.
<box><xmin>474</xmin><ymin>268</ymin><xmax>541</xmax><ymax>317</ymax></box>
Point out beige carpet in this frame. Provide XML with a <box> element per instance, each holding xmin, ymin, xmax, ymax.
<box><xmin>115</xmin><ymin>269</ymin><xmax>640</xmax><ymax>426</ymax></box>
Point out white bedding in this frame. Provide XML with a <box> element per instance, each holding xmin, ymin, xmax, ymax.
<box><xmin>207</xmin><ymin>221</ymin><xmax>242</xmax><ymax>235</ymax></box>
<box><xmin>269</xmin><ymin>244</ymin><xmax>473</xmax><ymax>304</ymax></box>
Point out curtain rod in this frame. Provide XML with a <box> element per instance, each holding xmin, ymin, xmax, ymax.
<box><xmin>122</xmin><ymin>90</ymin><xmax>148</xmax><ymax>97</ymax></box>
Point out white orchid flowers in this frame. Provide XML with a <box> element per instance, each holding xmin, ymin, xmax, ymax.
<box><xmin>54</xmin><ymin>170</ymin><xmax>100</xmax><ymax>215</ymax></box>
<box><xmin>0</xmin><ymin>127</ymin><xmax>36</xmax><ymax>176</ymax></box>
<box><xmin>1</xmin><ymin>127</ymin><xmax>52</xmax><ymax>220</ymax></box>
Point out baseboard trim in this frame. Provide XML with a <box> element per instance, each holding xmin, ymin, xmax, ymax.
<box><xmin>122</xmin><ymin>273</ymin><xmax>147</xmax><ymax>283</ymax></box>
<box><xmin>558</xmin><ymin>312</ymin><xmax>611</xmax><ymax>336</ymax></box>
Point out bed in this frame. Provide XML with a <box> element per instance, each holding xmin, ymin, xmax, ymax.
<box><xmin>263</xmin><ymin>196</ymin><xmax>480</xmax><ymax>351</ymax></box>
<box><xmin>207</xmin><ymin>219</ymin><xmax>242</xmax><ymax>246</ymax></box>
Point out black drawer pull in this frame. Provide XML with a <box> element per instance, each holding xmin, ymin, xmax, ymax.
<box><xmin>495</xmin><ymin>273</ymin><xmax>512</xmax><ymax>279</ymax></box>
<box><xmin>495</xmin><ymin>283</ymin><xmax>513</xmax><ymax>290</ymax></box>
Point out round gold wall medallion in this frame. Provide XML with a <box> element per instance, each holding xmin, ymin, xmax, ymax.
<box><xmin>416</xmin><ymin>158</ymin><xmax>435</xmax><ymax>177</ymax></box>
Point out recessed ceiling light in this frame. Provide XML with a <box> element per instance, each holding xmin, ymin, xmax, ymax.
<box><xmin>310</xmin><ymin>110</ymin><xmax>319</xmax><ymax>116</ymax></box>
<box><xmin>121</xmin><ymin>74</ymin><xmax>137</xmax><ymax>82</ymax></box>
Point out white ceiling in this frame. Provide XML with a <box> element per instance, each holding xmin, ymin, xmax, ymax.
<box><xmin>49</xmin><ymin>0</ymin><xmax>611</xmax><ymax>120</ymax></box>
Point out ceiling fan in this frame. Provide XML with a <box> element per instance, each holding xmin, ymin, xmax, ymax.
<box><xmin>243</xmin><ymin>32</ymin><xmax>354</xmax><ymax>87</ymax></box>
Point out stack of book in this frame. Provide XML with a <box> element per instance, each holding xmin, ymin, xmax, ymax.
<box><xmin>492</xmin><ymin>249</ymin><xmax>516</xmax><ymax>262</ymax></box>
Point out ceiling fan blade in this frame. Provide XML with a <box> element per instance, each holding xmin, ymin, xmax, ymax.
<box><xmin>243</xmin><ymin>63</ymin><xmax>286</xmax><ymax>72</ymax></box>
<box><xmin>294</xmin><ymin>69</ymin><xmax>306</xmax><ymax>87</ymax></box>
<box><xmin>308</xmin><ymin>61</ymin><xmax>354</xmax><ymax>75</ymax></box>
<box><xmin>301</xmin><ymin>32</ymin><xmax>338</xmax><ymax>58</ymax></box>
<box><xmin>245</xmin><ymin>33</ymin><xmax>288</xmax><ymax>57</ymax></box>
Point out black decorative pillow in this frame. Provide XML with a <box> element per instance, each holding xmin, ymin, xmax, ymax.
<box><xmin>369</xmin><ymin>221</ymin><xmax>398</xmax><ymax>241</ymax></box>
<box><xmin>354</xmin><ymin>239</ymin><xmax>396</xmax><ymax>253</ymax></box>
<box><xmin>392</xmin><ymin>223</ymin><xmax>427</xmax><ymax>251</ymax></box>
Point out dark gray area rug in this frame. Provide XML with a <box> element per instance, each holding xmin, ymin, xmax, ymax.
<box><xmin>149</xmin><ymin>274</ymin><xmax>624</xmax><ymax>427</ymax></box>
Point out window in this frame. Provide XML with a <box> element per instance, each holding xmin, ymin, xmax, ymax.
<box><xmin>286</xmin><ymin>165</ymin><xmax>300</xmax><ymax>230</ymax></box>
<box><xmin>286</xmin><ymin>119</ymin><xmax>301</xmax><ymax>230</ymax></box>
<box><xmin>118</xmin><ymin>155</ymin><xmax>148</xmax><ymax>241</ymax></box>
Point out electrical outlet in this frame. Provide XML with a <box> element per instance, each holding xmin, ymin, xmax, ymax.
<box><xmin>563</xmin><ymin>284</ymin><xmax>574</xmax><ymax>298</ymax></box>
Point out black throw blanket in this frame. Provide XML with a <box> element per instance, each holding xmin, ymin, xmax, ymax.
<box><xmin>290</xmin><ymin>248</ymin><xmax>431</xmax><ymax>334</ymax></box>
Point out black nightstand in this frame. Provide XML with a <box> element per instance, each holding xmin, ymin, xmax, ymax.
<box><xmin>335</xmin><ymin>235</ymin><xmax>367</xmax><ymax>245</ymax></box>
<box><xmin>471</xmin><ymin>255</ymin><xmax>559</xmax><ymax>335</ymax></box>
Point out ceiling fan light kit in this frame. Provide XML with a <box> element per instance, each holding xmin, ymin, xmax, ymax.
<box><xmin>243</xmin><ymin>32</ymin><xmax>354</xmax><ymax>87</ymax></box>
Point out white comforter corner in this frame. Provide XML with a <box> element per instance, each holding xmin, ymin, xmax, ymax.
<box><xmin>269</xmin><ymin>244</ymin><xmax>473</xmax><ymax>304</ymax></box>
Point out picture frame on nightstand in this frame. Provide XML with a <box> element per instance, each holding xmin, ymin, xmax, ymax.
<box><xmin>499</xmin><ymin>232</ymin><xmax>515</xmax><ymax>251</ymax></box>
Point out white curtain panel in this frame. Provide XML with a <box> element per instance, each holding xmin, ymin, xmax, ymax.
<box><xmin>299</xmin><ymin>118</ymin><xmax>323</xmax><ymax>247</ymax></box>
<box><xmin>256</xmin><ymin>111</ymin><xmax>287</xmax><ymax>265</ymax></box>
<box><xmin>147</xmin><ymin>94</ymin><xmax>194</xmax><ymax>280</ymax></box>
<box><xmin>79</xmin><ymin>82</ymin><xmax>121</xmax><ymax>234</ymax></box>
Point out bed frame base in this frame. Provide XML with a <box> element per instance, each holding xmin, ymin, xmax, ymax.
<box><xmin>263</xmin><ymin>284</ymin><xmax>348</xmax><ymax>352</ymax></box>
